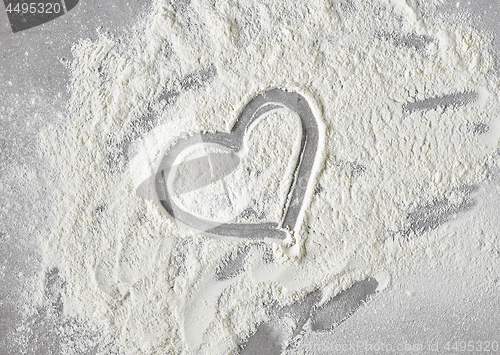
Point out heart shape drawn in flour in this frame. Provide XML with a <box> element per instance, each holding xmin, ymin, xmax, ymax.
<box><xmin>155</xmin><ymin>88</ymin><xmax>320</xmax><ymax>241</ymax></box>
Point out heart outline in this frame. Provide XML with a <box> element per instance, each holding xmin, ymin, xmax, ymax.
<box><xmin>155</xmin><ymin>88</ymin><xmax>320</xmax><ymax>240</ymax></box>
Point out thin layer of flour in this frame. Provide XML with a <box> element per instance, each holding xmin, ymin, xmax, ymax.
<box><xmin>38</xmin><ymin>0</ymin><xmax>500</xmax><ymax>354</ymax></box>
<box><xmin>171</xmin><ymin>108</ymin><xmax>302</xmax><ymax>224</ymax></box>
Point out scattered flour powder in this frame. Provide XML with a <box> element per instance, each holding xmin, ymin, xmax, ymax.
<box><xmin>38</xmin><ymin>0</ymin><xmax>500</xmax><ymax>353</ymax></box>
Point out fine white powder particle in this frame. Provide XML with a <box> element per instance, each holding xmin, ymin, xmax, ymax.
<box><xmin>39</xmin><ymin>0</ymin><xmax>500</xmax><ymax>353</ymax></box>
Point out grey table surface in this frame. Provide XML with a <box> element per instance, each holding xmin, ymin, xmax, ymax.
<box><xmin>1</xmin><ymin>1</ymin><xmax>500</xmax><ymax>354</ymax></box>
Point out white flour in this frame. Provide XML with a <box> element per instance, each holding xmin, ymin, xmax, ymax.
<box><xmin>170</xmin><ymin>108</ymin><xmax>302</xmax><ymax>224</ymax></box>
<box><xmin>39</xmin><ymin>0</ymin><xmax>500</xmax><ymax>354</ymax></box>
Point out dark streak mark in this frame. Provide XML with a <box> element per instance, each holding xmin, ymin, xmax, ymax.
<box><xmin>467</xmin><ymin>122</ymin><xmax>490</xmax><ymax>135</ymax></box>
<box><xmin>95</xmin><ymin>204</ymin><xmax>107</xmax><ymax>214</ymax></box>
<box><xmin>238</xmin><ymin>278</ymin><xmax>379</xmax><ymax>353</ymax></box>
<box><xmin>340</xmin><ymin>160</ymin><xmax>366</xmax><ymax>178</ymax></box>
<box><xmin>215</xmin><ymin>245</ymin><xmax>250</xmax><ymax>281</ymax></box>
<box><xmin>238</xmin><ymin>322</ymin><xmax>284</xmax><ymax>355</ymax></box>
<box><xmin>338</xmin><ymin>0</ymin><xmax>356</xmax><ymax>13</ymax></box>
<box><xmin>280</xmin><ymin>289</ymin><xmax>322</xmax><ymax>339</ymax></box>
<box><xmin>240</xmin><ymin>206</ymin><xmax>266</xmax><ymax>220</ymax></box>
<box><xmin>138</xmin><ymin>214</ymin><xmax>148</xmax><ymax>224</ymax></box>
<box><xmin>403</xmin><ymin>91</ymin><xmax>478</xmax><ymax>113</ymax></box>
<box><xmin>381</xmin><ymin>32</ymin><xmax>434</xmax><ymax>50</ymax></box>
<box><xmin>310</xmin><ymin>278</ymin><xmax>378</xmax><ymax>332</ymax></box>
<box><xmin>170</xmin><ymin>0</ymin><xmax>191</xmax><ymax>13</ymax></box>
<box><xmin>403</xmin><ymin>185</ymin><xmax>477</xmax><ymax>237</ymax></box>
<box><xmin>314</xmin><ymin>183</ymin><xmax>323</xmax><ymax>195</ymax></box>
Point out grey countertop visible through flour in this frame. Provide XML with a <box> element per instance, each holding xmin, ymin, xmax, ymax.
<box><xmin>1</xmin><ymin>1</ymin><xmax>500</xmax><ymax>354</ymax></box>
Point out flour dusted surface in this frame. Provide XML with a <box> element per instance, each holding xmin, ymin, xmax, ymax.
<box><xmin>40</xmin><ymin>0</ymin><xmax>500</xmax><ymax>353</ymax></box>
